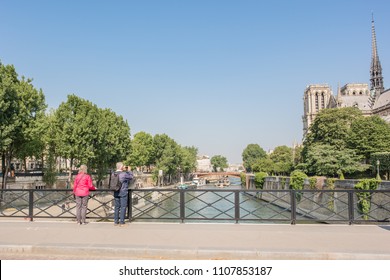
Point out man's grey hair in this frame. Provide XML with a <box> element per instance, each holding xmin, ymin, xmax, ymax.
<box><xmin>79</xmin><ymin>164</ymin><xmax>88</xmax><ymax>174</ymax></box>
<box><xmin>116</xmin><ymin>162</ymin><xmax>124</xmax><ymax>171</ymax></box>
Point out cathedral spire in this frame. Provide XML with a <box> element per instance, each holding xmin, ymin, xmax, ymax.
<box><xmin>370</xmin><ymin>13</ymin><xmax>384</xmax><ymax>96</ymax></box>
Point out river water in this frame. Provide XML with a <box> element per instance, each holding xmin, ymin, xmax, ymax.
<box><xmin>132</xmin><ymin>177</ymin><xmax>295</xmax><ymax>223</ymax></box>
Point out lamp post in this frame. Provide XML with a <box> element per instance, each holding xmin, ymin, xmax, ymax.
<box><xmin>376</xmin><ymin>160</ymin><xmax>380</xmax><ymax>180</ymax></box>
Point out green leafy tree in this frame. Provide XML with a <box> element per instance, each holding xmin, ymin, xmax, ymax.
<box><xmin>370</xmin><ymin>152</ymin><xmax>390</xmax><ymax>180</ymax></box>
<box><xmin>54</xmin><ymin>95</ymin><xmax>99</xmax><ymax>177</ymax></box>
<box><xmin>347</xmin><ymin>115</ymin><xmax>390</xmax><ymax>162</ymax></box>
<box><xmin>179</xmin><ymin>146</ymin><xmax>198</xmax><ymax>175</ymax></box>
<box><xmin>293</xmin><ymin>145</ymin><xmax>303</xmax><ymax>167</ymax></box>
<box><xmin>210</xmin><ymin>155</ymin><xmax>228</xmax><ymax>172</ymax></box>
<box><xmin>270</xmin><ymin>145</ymin><xmax>293</xmax><ymax>175</ymax></box>
<box><xmin>153</xmin><ymin>134</ymin><xmax>182</xmax><ymax>184</ymax></box>
<box><xmin>54</xmin><ymin>95</ymin><xmax>131</xmax><ymax>184</ymax></box>
<box><xmin>252</xmin><ymin>157</ymin><xmax>275</xmax><ymax>174</ymax></box>
<box><xmin>0</xmin><ymin>62</ymin><xmax>46</xmax><ymax>188</ymax></box>
<box><xmin>127</xmin><ymin>131</ymin><xmax>154</xmax><ymax>170</ymax></box>
<box><xmin>242</xmin><ymin>144</ymin><xmax>267</xmax><ymax>172</ymax></box>
<box><xmin>302</xmin><ymin>107</ymin><xmax>362</xmax><ymax>160</ymax></box>
<box><xmin>41</xmin><ymin>111</ymin><xmax>58</xmax><ymax>187</ymax></box>
<box><xmin>305</xmin><ymin>144</ymin><xmax>369</xmax><ymax>177</ymax></box>
<box><xmin>92</xmin><ymin>108</ymin><xmax>131</xmax><ymax>185</ymax></box>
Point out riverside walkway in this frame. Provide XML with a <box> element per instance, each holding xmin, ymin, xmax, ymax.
<box><xmin>1</xmin><ymin>220</ymin><xmax>390</xmax><ymax>260</ymax></box>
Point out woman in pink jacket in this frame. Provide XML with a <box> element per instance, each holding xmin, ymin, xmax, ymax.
<box><xmin>73</xmin><ymin>164</ymin><xmax>96</xmax><ymax>225</ymax></box>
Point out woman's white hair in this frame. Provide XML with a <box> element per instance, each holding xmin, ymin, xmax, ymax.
<box><xmin>79</xmin><ymin>164</ymin><xmax>88</xmax><ymax>174</ymax></box>
<box><xmin>116</xmin><ymin>162</ymin><xmax>124</xmax><ymax>170</ymax></box>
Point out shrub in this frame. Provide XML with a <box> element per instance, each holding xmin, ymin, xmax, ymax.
<box><xmin>240</xmin><ymin>172</ymin><xmax>246</xmax><ymax>186</ymax></box>
<box><xmin>254</xmin><ymin>172</ymin><xmax>268</xmax><ymax>189</ymax></box>
<box><xmin>309</xmin><ymin>177</ymin><xmax>317</xmax><ymax>190</ymax></box>
<box><xmin>289</xmin><ymin>170</ymin><xmax>308</xmax><ymax>191</ymax></box>
<box><xmin>290</xmin><ymin>170</ymin><xmax>308</xmax><ymax>203</ymax></box>
<box><xmin>354</xmin><ymin>179</ymin><xmax>380</xmax><ymax>220</ymax></box>
<box><xmin>325</xmin><ymin>178</ymin><xmax>336</xmax><ymax>211</ymax></box>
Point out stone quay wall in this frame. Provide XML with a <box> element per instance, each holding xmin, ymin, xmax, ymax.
<box><xmin>245</xmin><ymin>175</ymin><xmax>390</xmax><ymax>222</ymax></box>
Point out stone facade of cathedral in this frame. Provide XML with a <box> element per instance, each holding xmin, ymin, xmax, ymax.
<box><xmin>302</xmin><ymin>17</ymin><xmax>390</xmax><ymax>138</ymax></box>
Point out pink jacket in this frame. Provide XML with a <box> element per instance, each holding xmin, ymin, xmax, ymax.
<box><xmin>73</xmin><ymin>173</ymin><xmax>96</xmax><ymax>197</ymax></box>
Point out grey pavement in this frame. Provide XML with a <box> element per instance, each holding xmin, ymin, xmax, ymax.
<box><xmin>0</xmin><ymin>220</ymin><xmax>390</xmax><ymax>260</ymax></box>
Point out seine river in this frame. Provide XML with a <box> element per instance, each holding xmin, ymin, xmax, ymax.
<box><xmin>132</xmin><ymin>177</ymin><xmax>296</xmax><ymax>223</ymax></box>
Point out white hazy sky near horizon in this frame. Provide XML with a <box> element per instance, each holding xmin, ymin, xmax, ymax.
<box><xmin>1</xmin><ymin>0</ymin><xmax>389</xmax><ymax>163</ymax></box>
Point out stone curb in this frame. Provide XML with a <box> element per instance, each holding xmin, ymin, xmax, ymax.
<box><xmin>1</xmin><ymin>244</ymin><xmax>390</xmax><ymax>260</ymax></box>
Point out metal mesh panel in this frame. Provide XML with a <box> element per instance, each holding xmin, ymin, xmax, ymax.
<box><xmin>0</xmin><ymin>190</ymin><xmax>30</xmax><ymax>217</ymax></box>
<box><xmin>354</xmin><ymin>190</ymin><xmax>390</xmax><ymax>223</ymax></box>
<box><xmin>184</xmin><ymin>190</ymin><xmax>235</xmax><ymax>220</ymax></box>
<box><xmin>131</xmin><ymin>189</ymin><xmax>181</xmax><ymax>220</ymax></box>
<box><xmin>294</xmin><ymin>190</ymin><xmax>350</xmax><ymax>223</ymax></box>
<box><xmin>240</xmin><ymin>190</ymin><xmax>292</xmax><ymax>221</ymax></box>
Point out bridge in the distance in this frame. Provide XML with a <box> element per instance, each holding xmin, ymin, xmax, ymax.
<box><xmin>194</xmin><ymin>172</ymin><xmax>241</xmax><ymax>180</ymax></box>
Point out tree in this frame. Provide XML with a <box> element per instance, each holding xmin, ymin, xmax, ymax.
<box><xmin>0</xmin><ymin>62</ymin><xmax>46</xmax><ymax>188</ymax></box>
<box><xmin>153</xmin><ymin>134</ymin><xmax>182</xmax><ymax>184</ymax></box>
<box><xmin>41</xmin><ymin>111</ymin><xmax>58</xmax><ymax>187</ymax></box>
<box><xmin>54</xmin><ymin>95</ymin><xmax>131</xmax><ymax>184</ymax></box>
<box><xmin>347</xmin><ymin>115</ymin><xmax>390</xmax><ymax>163</ymax></box>
<box><xmin>179</xmin><ymin>146</ymin><xmax>198</xmax><ymax>175</ymax></box>
<box><xmin>210</xmin><ymin>155</ymin><xmax>228</xmax><ymax>172</ymax></box>
<box><xmin>269</xmin><ymin>145</ymin><xmax>293</xmax><ymax>175</ymax></box>
<box><xmin>304</xmin><ymin>144</ymin><xmax>369</xmax><ymax>177</ymax></box>
<box><xmin>242</xmin><ymin>144</ymin><xmax>267</xmax><ymax>172</ymax></box>
<box><xmin>54</xmin><ymin>95</ymin><xmax>99</xmax><ymax>176</ymax></box>
<box><xmin>252</xmin><ymin>157</ymin><xmax>275</xmax><ymax>174</ymax></box>
<box><xmin>302</xmin><ymin>107</ymin><xmax>362</xmax><ymax>160</ymax></box>
<box><xmin>127</xmin><ymin>131</ymin><xmax>154</xmax><ymax>170</ymax></box>
<box><xmin>91</xmin><ymin>108</ymin><xmax>131</xmax><ymax>185</ymax></box>
<box><xmin>370</xmin><ymin>152</ymin><xmax>390</xmax><ymax>180</ymax></box>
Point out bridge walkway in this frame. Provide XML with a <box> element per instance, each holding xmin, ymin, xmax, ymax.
<box><xmin>0</xmin><ymin>220</ymin><xmax>390</xmax><ymax>259</ymax></box>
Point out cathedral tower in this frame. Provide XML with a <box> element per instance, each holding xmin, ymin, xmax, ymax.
<box><xmin>370</xmin><ymin>14</ymin><xmax>384</xmax><ymax>100</ymax></box>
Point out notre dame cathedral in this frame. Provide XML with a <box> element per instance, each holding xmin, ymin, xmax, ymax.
<box><xmin>302</xmin><ymin>16</ymin><xmax>389</xmax><ymax>137</ymax></box>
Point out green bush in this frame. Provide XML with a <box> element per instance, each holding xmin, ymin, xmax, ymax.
<box><xmin>289</xmin><ymin>170</ymin><xmax>308</xmax><ymax>191</ymax></box>
<box><xmin>326</xmin><ymin>178</ymin><xmax>336</xmax><ymax>211</ymax></box>
<box><xmin>309</xmin><ymin>177</ymin><xmax>317</xmax><ymax>190</ymax></box>
<box><xmin>254</xmin><ymin>172</ymin><xmax>268</xmax><ymax>189</ymax></box>
<box><xmin>354</xmin><ymin>179</ymin><xmax>380</xmax><ymax>220</ymax></box>
<box><xmin>240</xmin><ymin>173</ymin><xmax>246</xmax><ymax>186</ymax></box>
<box><xmin>290</xmin><ymin>170</ymin><xmax>308</xmax><ymax>203</ymax></box>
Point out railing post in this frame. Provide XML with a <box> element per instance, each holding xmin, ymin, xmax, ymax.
<box><xmin>128</xmin><ymin>189</ymin><xmax>133</xmax><ymax>223</ymax></box>
<box><xmin>28</xmin><ymin>190</ymin><xmax>34</xmax><ymax>222</ymax></box>
<box><xmin>348</xmin><ymin>190</ymin><xmax>354</xmax><ymax>225</ymax></box>
<box><xmin>234</xmin><ymin>190</ymin><xmax>240</xmax><ymax>223</ymax></box>
<box><xmin>290</xmin><ymin>190</ymin><xmax>296</xmax><ymax>225</ymax></box>
<box><xmin>180</xmin><ymin>190</ymin><xmax>185</xmax><ymax>223</ymax></box>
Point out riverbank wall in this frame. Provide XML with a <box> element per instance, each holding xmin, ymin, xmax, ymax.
<box><xmin>244</xmin><ymin>175</ymin><xmax>390</xmax><ymax>222</ymax></box>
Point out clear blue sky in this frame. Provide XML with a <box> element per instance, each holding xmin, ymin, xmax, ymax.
<box><xmin>1</xmin><ymin>0</ymin><xmax>389</xmax><ymax>164</ymax></box>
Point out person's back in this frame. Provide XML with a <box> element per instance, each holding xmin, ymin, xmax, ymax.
<box><xmin>113</xmin><ymin>170</ymin><xmax>133</xmax><ymax>197</ymax></box>
<box><xmin>113</xmin><ymin>162</ymin><xmax>133</xmax><ymax>226</ymax></box>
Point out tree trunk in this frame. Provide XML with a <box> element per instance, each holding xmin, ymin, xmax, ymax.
<box><xmin>68</xmin><ymin>157</ymin><xmax>75</xmax><ymax>188</ymax></box>
<box><xmin>1</xmin><ymin>153</ymin><xmax>5</xmax><ymax>190</ymax></box>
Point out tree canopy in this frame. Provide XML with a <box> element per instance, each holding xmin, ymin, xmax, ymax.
<box><xmin>210</xmin><ymin>155</ymin><xmax>228</xmax><ymax>172</ymax></box>
<box><xmin>1</xmin><ymin>62</ymin><xmax>46</xmax><ymax>187</ymax></box>
<box><xmin>301</xmin><ymin>107</ymin><xmax>390</xmax><ymax>177</ymax></box>
<box><xmin>242</xmin><ymin>144</ymin><xmax>267</xmax><ymax>172</ymax></box>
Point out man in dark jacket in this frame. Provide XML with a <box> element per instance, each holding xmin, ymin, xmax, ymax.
<box><xmin>113</xmin><ymin>162</ymin><xmax>133</xmax><ymax>226</ymax></box>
